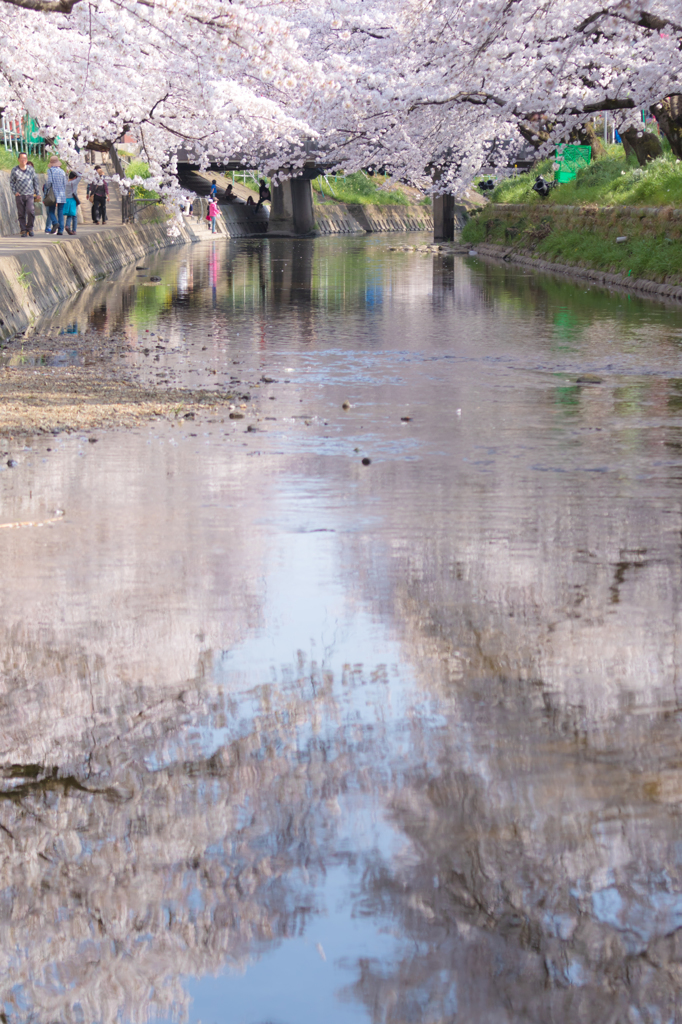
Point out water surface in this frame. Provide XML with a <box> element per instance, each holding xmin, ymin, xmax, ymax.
<box><xmin>2</xmin><ymin>236</ymin><xmax>682</xmax><ymax>1023</ymax></box>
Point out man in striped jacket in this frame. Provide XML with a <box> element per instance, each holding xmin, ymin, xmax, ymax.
<box><xmin>9</xmin><ymin>153</ymin><xmax>39</xmax><ymax>237</ymax></box>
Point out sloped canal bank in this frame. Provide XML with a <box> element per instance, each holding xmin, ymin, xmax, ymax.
<box><xmin>3</xmin><ymin>235</ymin><xmax>682</xmax><ymax>1023</ymax></box>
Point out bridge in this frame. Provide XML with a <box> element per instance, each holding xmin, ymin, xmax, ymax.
<box><xmin>176</xmin><ymin>149</ymin><xmax>455</xmax><ymax>241</ymax></box>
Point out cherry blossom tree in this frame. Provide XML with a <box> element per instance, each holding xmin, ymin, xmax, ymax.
<box><xmin>0</xmin><ymin>0</ymin><xmax>680</xmax><ymax>194</ymax></box>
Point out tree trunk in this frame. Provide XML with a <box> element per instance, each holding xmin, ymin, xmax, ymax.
<box><xmin>619</xmin><ymin>126</ymin><xmax>663</xmax><ymax>165</ymax></box>
<box><xmin>569</xmin><ymin>121</ymin><xmax>606</xmax><ymax>161</ymax></box>
<box><xmin>517</xmin><ymin>118</ymin><xmax>605</xmax><ymax>162</ymax></box>
<box><xmin>651</xmin><ymin>96</ymin><xmax>682</xmax><ymax>159</ymax></box>
<box><xmin>517</xmin><ymin>119</ymin><xmax>553</xmax><ymax>150</ymax></box>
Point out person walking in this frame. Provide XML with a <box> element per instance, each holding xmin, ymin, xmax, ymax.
<box><xmin>87</xmin><ymin>165</ymin><xmax>109</xmax><ymax>224</ymax></box>
<box><xmin>64</xmin><ymin>171</ymin><xmax>81</xmax><ymax>235</ymax></box>
<box><xmin>209</xmin><ymin>180</ymin><xmax>218</xmax><ymax>200</ymax></box>
<box><xmin>46</xmin><ymin>156</ymin><xmax>67</xmax><ymax>235</ymax></box>
<box><xmin>9</xmin><ymin>152</ymin><xmax>40</xmax><ymax>237</ymax></box>
<box><xmin>43</xmin><ymin>179</ymin><xmax>57</xmax><ymax>234</ymax></box>
<box><xmin>207</xmin><ymin>198</ymin><xmax>219</xmax><ymax>233</ymax></box>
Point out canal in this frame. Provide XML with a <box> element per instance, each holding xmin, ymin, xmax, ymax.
<box><xmin>2</xmin><ymin>234</ymin><xmax>682</xmax><ymax>1024</ymax></box>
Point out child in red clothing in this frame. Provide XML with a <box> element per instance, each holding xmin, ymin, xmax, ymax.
<box><xmin>207</xmin><ymin>199</ymin><xmax>219</xmax><ymax>233</ymax></box>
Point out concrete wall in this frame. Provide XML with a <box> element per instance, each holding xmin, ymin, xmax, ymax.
<box><xmin>0</xmin><ymin>172</ymin><xmax>435</xmax><ymax>342</ymax></box>
<box><xmin>315</xmin><ymin>201</ymin><xmax>433</xmax><ymax>235</ymax></box>
<box><xmin>0</xmin><ymin>217</ymin><xmax>211</xmax><ymax>340</ymax></box>
<box><xmin>220</xmin><ymin>202</ymin><xmax>268</xmax><ymax>236</ymax></box>
<box><xmin>344</xmin><ymin>203</ymin><xmax>433</xmax><ymax>233</ymax></box>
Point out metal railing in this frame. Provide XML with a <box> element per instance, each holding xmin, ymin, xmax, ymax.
<box><xmin>231</xmin><ymin>169</ymin><xmax>261</xmax><ymax>190</ymax></box>
<box><xmin>121</xmin><ymin>192</ymin><xmax>133</xmax><ymax>224</ymax></box>
<box><xmin>121</xmin><ymin>192</ymin><xmax>162</xmax><ymax>224</ymax></box>
<box><xmin>1</xmin><ymin>114</ymin><xmax>45</xmax><ymax>156</ymax></box>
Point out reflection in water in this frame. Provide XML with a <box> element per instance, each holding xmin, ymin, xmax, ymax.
<box><xmin>5</xmin><ymin>236</ymin><xmax>682</xmax><ymax>1022</ymax></box>
<box><xmin>0</xmin><ymin>667</ymin><xmax>364</xmax><ymax>1024</ymax></box>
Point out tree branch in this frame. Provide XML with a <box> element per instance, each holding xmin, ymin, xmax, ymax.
<box><xmin>0</xmin><ymin>0</ymin><xmax>84</xmax><ymax>12</ymax></box>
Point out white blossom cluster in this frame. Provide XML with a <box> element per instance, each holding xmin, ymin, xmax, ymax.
<box><xmin>0</xmin><ymin>0</ymin><xmax>680</xmax><ymax>194</ymax></box>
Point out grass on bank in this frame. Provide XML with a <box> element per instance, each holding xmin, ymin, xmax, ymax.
<box><xmin>0</xmin><ymin>147</ymin><xmax>52</xmax><ymax>173</ymax></box>
<box><xmin>121</xmin><ymin>158</ymin><xmax>161</xmax><ymax>201</ymax></box>
<box><xmin>462</xmin><ymin>206</ymin><xmax>682</xmax><ymax>280</ymax></box>
<box><xmin>480</xmin><ymin>144</ymin><xmax>682</xmax><ymax>208</ymax></box>
<box><xmin>535</xmin><ymin>231</ymin><xmax>682</xmax><ymax>279</ymax></box>
<box><xmin>464</xmin><ymin>141</ymin><xmax>682</xmax><ymax>282</ymax></box>
<box><xmin>313</xmin><ymin>171</ymin><xmax>411</xmax><ymax>206</ymax></box>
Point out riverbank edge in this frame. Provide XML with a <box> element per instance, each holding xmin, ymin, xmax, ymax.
<box><xmin>452</xmin><ymin>240</ymin><xmax>682</xmax><ymax>303</ymax></box>
<box><xmin>0</xmin><ymin>217</ymin><xmax>210</xmax><ymax>341</ymax></box>
<box><xmin>461</xmin><ymin>201</ymin><xmax>682</xmax><ymax>301</ymax></box>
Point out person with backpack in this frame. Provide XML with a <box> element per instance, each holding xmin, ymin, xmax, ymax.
<box><xmin>9</xmin><ymin>152</ymin><xmax>40</xmax><ymax>237</ymax></box>
<box><xmin>87</xmin><ymin>165</ymin><xmax>109</xmax><ymax>224</ymax></box>
<box><xmin>45</xmin><ymin>155</ymin><xmax>67</xmax><ymax>235</ymax></box>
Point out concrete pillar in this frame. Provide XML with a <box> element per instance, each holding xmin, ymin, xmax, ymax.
<box><xmin>433</xmin><ymin>194</ymin><xmax>455</xmax><ymax>241</ymax></box>
<box><xmin>268</xmin><ymin>177</ymin><xmax>315</xmax><ymax>236</ymax></box>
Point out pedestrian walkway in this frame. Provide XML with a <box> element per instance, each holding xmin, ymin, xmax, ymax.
<box><xmin>0</xmin><ymin>193</ymin><xmax>123</xmax><ymax>258</ymax></box>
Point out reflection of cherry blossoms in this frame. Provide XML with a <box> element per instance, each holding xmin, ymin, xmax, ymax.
<box><xmin>345</xmin><ymin>689</ymin><xmax>682</xmax><ymax>1024</ymax></box>
<box><xmin>0</xmin><ymin>667</ymin><xmax>369</xmax><ymax>1024</ymax></box>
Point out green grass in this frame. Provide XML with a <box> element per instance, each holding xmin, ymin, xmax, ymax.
<box><xmin>125</xmin><ymin>159</ymin><xmax>150</xmax><ymax>179</ymax></box>
<box><xmin>462</xmin><ymin>210</ymin><xmax>682</xmax><ymax>281</ymax></box>
<box><xmin>479</xmin><ymin>145</ymin><xmax>682</xmax><ymax>208</ymax></box>
<box><xmin>121</xmin><ymin>159</ymin><xmax>161</xmax><ymax>201</ymax></box>
<box><xmin>313</xmin><ymin>171</ymin><xmax>410</xmax><ymax>206</ymax></box>
<box><xmin>461</xmin><ymin>162</ymin><xmax>682</xmax><ymax>283</ymax></box>
<box><xmin>0</xmin><ymin>146</ymin><xmax>52</xmax><ymax>173</ymax></box>
<box><xmin>534</xmin><ymin>230</ymin><xmax>682</xmax><ymax>279</ymax></box>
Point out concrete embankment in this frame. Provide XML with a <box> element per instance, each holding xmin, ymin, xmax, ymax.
<box><xmin>314</xmin><ymin>199</ymin><xmax>433</xmax><ymax>235</ymax></box>
<box><xmin>217</xmin><ymin>197</ymin><xmax>432</xmax><ymax>236</ymax></box>
<box><xmin>0</xmin><ymin>217</ymin><xmax>212</xmax><ymax>340</ymax></box>
<box><xmin>463</xmin><ymin>202</ymin><xmax>682</xmax><ymax>301</ymax></box>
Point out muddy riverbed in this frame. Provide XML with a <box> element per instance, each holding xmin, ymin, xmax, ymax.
<box><xmin>2</xmin><ymin>234</ymin><xmax>682</xmax><ymax>1024</ymax></box>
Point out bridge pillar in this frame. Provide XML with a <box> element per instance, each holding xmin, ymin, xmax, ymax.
<box><xmin>268</xmin><ymin>178</ymin><xmax>315</xmax><ymax>236</ymax></box>
<box><xmin>433</xmin><ymin>194</ymin><xmax>455</xmax><ymax>241</ymax></box>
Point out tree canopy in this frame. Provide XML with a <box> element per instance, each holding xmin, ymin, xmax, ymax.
<box><xmin>0</xmin><ymin>0</ymin><xmax>680</xmax><ymax>190</ymax></box>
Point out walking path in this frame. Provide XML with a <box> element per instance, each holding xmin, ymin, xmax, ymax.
<box><xmin>0</xmin><ymin>193</ymin><xmax>123</xmax><ymax>258</ymax></box>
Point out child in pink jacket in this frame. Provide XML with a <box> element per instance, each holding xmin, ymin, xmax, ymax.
<box><xmin>207</xmin><ymin>199</ymin><xmax>219</xmax><ymax>233</ymax></box>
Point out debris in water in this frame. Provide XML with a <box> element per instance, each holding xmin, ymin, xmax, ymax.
<box><xmin>342</xmin><ymin>401</ymin><xmax>351</xmax><ymax>410</ymax></box>
<box><xmin>229</xmin><ymin>412</ymin><xmax>244</xmax><ymax>420</ymax></box>
<box><xmin>401</xmin><ymin>416</ymin><xmax>412</xmax><ymax>422</ymax></box>
<box><xmin>577</xmin><ymin>374</ymin><xmax>604</xmax><ymax>384</ymax></box>
<box><xmin>361</xmin><ymin>457</ymin><xmax>371</xmax><ymax>466</ymax></box>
